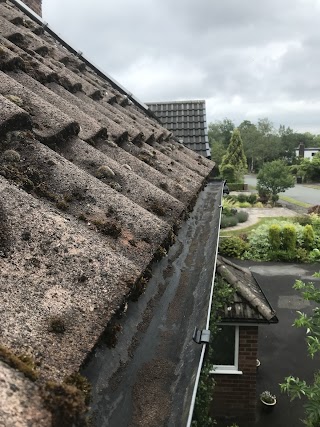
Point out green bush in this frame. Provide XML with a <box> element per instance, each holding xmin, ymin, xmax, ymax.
<box><xmin>269</xmin><ymin>248</ymin><xmax>309</xmax><ymax>263</ymax></box>
<box><xmin>303</xmin><ymin>225</ymin><xmax>315</xmax><ymax>250</ymax></box>
<box><xmin>237</xmin><ymin>193</ymin><xmax>247</xmax><ymax>203</ymax></box>
<box><xmin>310</xmin><ymin>214</ymin><xmax>320</xmax><ymax>235</ymax></box>
<box><xmin>220</xmin><ymin>163</ymin><xmax>236</xmax><ymax>182</ymax></box>
<box><xmin>238</xmin><ymin>202</ymin><xmax>251</xmax><ymax>208</ymax></box>
<box><xmin>220</xmin><ymin>215</ymin><xmax>238</xmax><ymax>228</ymax></box>
<box><xmin>282</xmin><ymin>224</ymin><xmax>297</xmax><ymax>251</ymax></box>
<box><xmin>294</xmin><ymin>215</ymin><xmax>313</xmax><ymax>226</ymax></box>
<box><xmin>219</xmin><ymin>236</ymin><xmax>248</xmax><ymax>258</ymax></box>
<box><xmin>247</xmin><ymin>193</ymin><xmax>258</xmax><ymax>204</ymax></box>
<box><xmin>269</xmin><ymin>224</ymin><xmax>281</xmax><ymax>250</ymax></box>
<box><xmin>236</xmin><ymin>211</ymin><xmax>249</xmax><ymax>223</ymax></box>
<box><xmin>228</xmin><ymin>183</ymin><xmax>246</xmax><ymax>191</ymax></box>
<box><xmin>253</xmin><ymin>201</ymin><xmax>264</xmax><ymax>208</ymax></box>
<box><xmin>309</xmin><ymin>248</ymin><xmax>320</xmax><ymax>262</ymax></box>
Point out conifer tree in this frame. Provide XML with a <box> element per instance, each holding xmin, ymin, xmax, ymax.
<box><xmin>220</xmin><ymin>129</ymin><xmax>247</xmax><ymax>182</ymax></box>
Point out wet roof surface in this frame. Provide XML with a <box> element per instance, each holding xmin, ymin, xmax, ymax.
<box><xmin>147</xmin><ymin>100</ymin><xmax>211</xmax><ymax>158</ymax></box>
<box><xmin>0</xmin><ymin>0</ymin><xmax>216</xmax><ymax>424</ymax></box>
<box><xmin>82</xmin><ymin>181</ymin><xmax>222</xmax><ymax>427</ymax></box>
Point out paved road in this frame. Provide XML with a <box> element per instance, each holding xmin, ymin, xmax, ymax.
<box><xmin>245</xmin><ymin>175</ymin><xmax>320</xmax><ymax>206</ymax></box>
<box><xmin>237</xmin><ymin>261</ymin><xmax>320</xmax><ymax>427</ymax></box>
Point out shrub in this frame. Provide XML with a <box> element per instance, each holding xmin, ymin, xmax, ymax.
<box><xmin>238</xmin><ymin>202</ymin><xmax>251</xmax><ymax>208</ymax></box>
<box><xmin>282</xmin><ymin>224</ymin><xmax>297</xmax><ymax>251</ymax></box>
<box><xmin>253</xmin><ymin>202</ymin><xmax>264</xmax><ymax>208</ymax></box>
<box><xmin>269</xmin><ymin>224</ymin><xmax>281</xmax><ymax>250</ymax></box>
<box><xmin>269</xmin><ymin>249</ymin><xmax>308</xmax><ymax>262</ymax></box>
<box><xmin>309</xmin><ymin>248</ymin><xmax>320</xmax><ymax>262</ymax></box>
<box><xmin>303</xmin><ymin>225</ymin><xmax>315</xmax><ymax>250</ymax></box>
<box><xmin>244</xmin><ymin>223</ymin><xmax>272</xmax><ymax>261</ymax></box>
<box><xmin>228</xmin><ymin>183</ymin><xmax>246</xmax><ymax>191</ymax></box>
<box><xmin>247</xmin><ymin>193</ymin><xmax>258</xmax><ymax>204</ymax></box>
<box><xmin>294</xmin><ymin>215</ymin><xmax>313</xmax><ymax>226</ymax></box>
<box><xmin>236</xmin><ymin>211</ymin><xmax>249</xmax><ymax>223</ymax></box>
<box><xmin>219</xmin><ymin>236</ymin><xmax>247</xmax><ymax>258</ymax></box>
<box><xmin>220</xmin><ymin>215</ymin><xmax>238</xmax><ymax>228</ymax></box>
<box><xmin>310</xmin><ymin>214</ymin><xmax>320</xmax><ymax>235</ymax></box>
<box><xmin>220</xmin><ymin>163</ymin><xmax>236</xmax><ymax>182</ymax></box>
<box><xmin>237</xmin><ymin>193</ymin><xmax>247</xmax><ymax>203</ymax></box>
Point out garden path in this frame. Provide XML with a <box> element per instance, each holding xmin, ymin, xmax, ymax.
<box><xmin>225</xmin><ymin>207</ymin><xmax>298</xmax><ymax>231</ymax></box>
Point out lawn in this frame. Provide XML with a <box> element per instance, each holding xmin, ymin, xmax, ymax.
<box><xmin>279</xmin><ymin>195</ymin><xmax>311</xmax><ymax>208</ymax></box>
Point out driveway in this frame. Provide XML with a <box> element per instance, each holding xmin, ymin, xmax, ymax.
<box><xmin>236</xmin><ymin>261</ymin><xmax>320</xmax><ymax>427</ymax></box>
<box><xmin>245</xmin><ymin>175</ymin><xmax>319</xmax><ymax>206</ymax></box>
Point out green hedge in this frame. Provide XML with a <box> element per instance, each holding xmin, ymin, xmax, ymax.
<box><xmin>228</xmin><ymin>183</ymin><xmax>248</xmax><ymax>191</ymax></box>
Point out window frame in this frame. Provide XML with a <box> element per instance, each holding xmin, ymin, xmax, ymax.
<box><xmin>210</xmin><ymin>324</ymin><xmax>243</xmax><ymax>375</ymax></box>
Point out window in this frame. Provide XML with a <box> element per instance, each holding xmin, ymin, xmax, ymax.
<box><xmin>210</xmin><ymin>325</ymin><xmax>242</xmax><ymax>374</ymax></box>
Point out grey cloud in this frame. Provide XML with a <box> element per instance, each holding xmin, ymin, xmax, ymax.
<box><xmin>43</xmin><ymin>0</ymin><xmax>320</xmax><ymax>132</ymax></box>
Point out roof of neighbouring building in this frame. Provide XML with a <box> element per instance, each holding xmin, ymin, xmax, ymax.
<box><xmin>216</xmin><ymin>257</ymin><xmax>278</xmax><ymax>323</ymax></box>
<box><xmin>0</xmin><ymin>0</ymin><xmax>216</xmax><ymax>423</ymax></box>
<box><xmin>146</xmin><ymin>100</ymin><xmax>211</xmax><ymax>158</ymax></box>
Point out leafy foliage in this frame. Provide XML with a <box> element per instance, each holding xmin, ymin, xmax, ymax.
<box><xmin>282</xmin><ymin>224</ymin><xmax>297</xmax><ymax>251</ymax></box>
<box><xmin>269</xmin><ymin>224</ymin><xmax>281</xmax><ymax>250</ymax></box>
<box><xmin>236</xmin><ymin>210</ymin><xmax>249</xmax><ymax>223</ymax></box>
<box><xmin>280</xmin><ymin>274</ymin><xmax>320</xmax><ymax>426</ymax></box>
<box><xmin>257</xmin><ymin>160</ymin><xmax>295</xmax><ymax>205</ymax></box>
<box><xmin>192</xmin><ymin>278</ymin><xmax>234</xmax><ymax>427</ymax></box>
<box><xmin>219</xmin><ymin>236</ymin><xmax>248</xmax><ymax>258</ymax></box>
<box><xmin>220</xmin><ymin>129</ymin><xmax>247</xmax><ymax>182</ymax></box>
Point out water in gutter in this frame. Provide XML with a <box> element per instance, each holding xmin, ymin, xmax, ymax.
<box><xmin>81</xmin><ymin>181</ymin><xmax>223</xmax><ymax>427</ymax></box>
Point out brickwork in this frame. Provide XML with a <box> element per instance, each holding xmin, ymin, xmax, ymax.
<box><xmin>210</xmin><ymin>326</ymin><xmax>258</xmax><ymax>426</ymax></box>
<box><xmin>22</xmin><ymin>0</ymin><xmax>42</xmax><ymax>16</ymax></box>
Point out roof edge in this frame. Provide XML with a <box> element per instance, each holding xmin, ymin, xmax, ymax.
<box><xmin>8</xmin><ymin>0</ymin><xmax>156</xmax><ymax>119</ymax></box>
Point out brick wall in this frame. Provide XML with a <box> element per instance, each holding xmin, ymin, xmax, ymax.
<box><xmin>22</xmin><ymin>0</ymin><xmax>42</xmax><ymax>16</ymax></box>
<box><xmin>210</xmin><ymin>326</ymin><xmax>258</xmax><ymax>426</ymax></box>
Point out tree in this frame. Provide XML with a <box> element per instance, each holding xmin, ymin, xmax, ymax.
<box><xmin>209</xmin><ymin>140</ymin><xmax>226</xmax><ymax>171</ymax></box>
<box><xmin>280</xmin><ymin>273</ymin><xmax>320</xmax><ymax>427</ymax></box>
<box><xmin>220</xmin><ymin>129</ymin><xmax>247</xmax><ymax>182</ymax></box>
<box><xmin>257</xmin><ymin>160</ymin><xmax>295</xmax><ymax>205</ymax></box>
<box><xmin>208</xmin><ymin>119</ymin><xmax>235</xmax><ymax>148</ymax></box>
<box><xmin>297</xmin><ymin>153</ymin><xmax>320</xmax><ymax>182</ymax></box>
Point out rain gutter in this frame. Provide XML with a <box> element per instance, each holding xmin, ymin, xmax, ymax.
<box><xmin>186</xmin><ymin>184</ymin><xmax>223</xmax><ymax>427</ymax></box>
<box><xmin>9</xmin><ymin>0</ymin><xmax>153</xmax><ymax>117</ymax></box>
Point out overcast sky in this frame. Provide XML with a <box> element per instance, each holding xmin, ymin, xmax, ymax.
<box><xmin>43</xmin><ymin>0</ymin><xmax>320</xmax><ymax>133</ymax></box>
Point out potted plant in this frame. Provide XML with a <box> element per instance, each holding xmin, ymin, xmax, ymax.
<box><xmin>260</xmin><ymin>391</ymin><xmax>276</xmax><ymax>412</ymax></box>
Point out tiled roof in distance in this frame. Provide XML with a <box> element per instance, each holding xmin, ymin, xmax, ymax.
<box><xmin>0</xmin><ymin>0</ymin><xmax>216</xmax><ymax>420</ymax></box>
<box><xmin>147</xmin><ymin>100</ymin><xmax>211</xmax><ymax>158</ymax></box>
<box><xmin>216</xmin><ymin>257</ymin><xmax>278</xmax><ymax>323</ymax></box>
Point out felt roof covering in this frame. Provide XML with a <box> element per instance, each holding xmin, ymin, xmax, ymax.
<box><xmin>147</xmin><ymin>100</ymin><xmax>211</xmax><ymax>158</ymax></box>
<box><xmin>216</xmin><ymin>257</ymin><xmax>278</xmax><ymax>323</ymax></box>
<box><xmin>0</xmin><ymin>0</ymin><xmax>216</xmax><ymax>415</ymax></box>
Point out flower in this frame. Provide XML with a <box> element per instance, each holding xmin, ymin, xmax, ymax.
<box><xmin>260</xmin><ymin>390</ymin><xmax>276</xmax><ymax>403</ymax></box>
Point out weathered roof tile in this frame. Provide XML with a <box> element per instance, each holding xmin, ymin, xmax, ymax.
<box><xmin>0</xmin><ymin>1</ymin><xmax>216</xmax><ymax>422</ymax></box>
<box><xmin>0</xmin><ymin>70</ymin><xmax>80</xmax><ymax>143</ymax></box>
<box><xmin>0</xmin><ymin>93</ymin><xmax>31</xmax><ymax>134</ymax></box>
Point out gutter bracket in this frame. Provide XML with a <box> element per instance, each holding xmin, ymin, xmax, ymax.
<box><xmin>192</xmin><ymin>328</ymin><xmax>211</xmax><ymax>345</ymax></box>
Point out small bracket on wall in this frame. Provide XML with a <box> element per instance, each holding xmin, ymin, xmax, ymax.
<box><xmin>193</xmin><ymin>328</ymin><xmax>211</xmax><ymax>344</ymax></box>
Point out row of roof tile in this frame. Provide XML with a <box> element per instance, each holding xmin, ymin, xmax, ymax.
<box><xmin>0</xmin><ymin>0</ymin><xmax>215</xmax><ymax>396</ymax></box>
